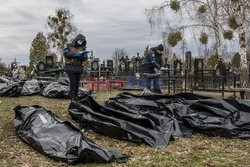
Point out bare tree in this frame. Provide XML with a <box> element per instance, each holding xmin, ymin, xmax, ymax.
<box><xmin>112</xmin><ymin>48</ymin><xmax>128</xmax><ymax>71</ymax></box>
<box><xmin>220</xmin><ymin>0</ymin><xmax>249</xmax><ymax>86</ymax></box>
<box><xmin>146</xmin><ymin>0</ymin><xmax>250</xmax><ymax>86</ymax></box>
<box><xmin>47</xmin><ymin>8</ymin><xmax>78</xmax><ymax>64</ymax></box>
<box><xmin>228</xmin><ymin>0</ymin><xmax>249</xmax><ymax>70</ymax></box>
<box><xmin>145</xmin><ymin>0</ymin><xmax>237</xmax><ymax>58</ymax></box>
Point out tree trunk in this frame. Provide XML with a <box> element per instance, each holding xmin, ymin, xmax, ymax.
<box><xmin>239</xmin><ymin>26</ymin><xmax>248</xmax><ymax>88</ymax></box>
<box><xmin>239</xmin><ymin>26</ymin><xmax>247</xmax><ymax>69</ymax></box>
<box><xmin>59</xmin><ymin>49</ymin><xmax>64</xmax><ymax>65</ymax></box>
<box><xmin>214</xmin><ymin>29</ymin><xmax>221</xmax><ymax>58</ymax></box>
<box><xmin>232</xmin><ymin>0</ymin><xmax>248</xmax><ymax>88</ymax></box>
<box><xmin>213</xmin><ymin>0</ymin><xmax>222</xmax><ymax>58</ymax></box>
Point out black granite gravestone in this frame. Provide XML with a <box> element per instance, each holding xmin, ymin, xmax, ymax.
<box><xmin>46</xmin><ymin>55</ymin><xmax>54</xmax><ymax>69</ymax></box>
<box><xmin>90</xmin><ymin>58</ymin><xmax>100</xmax><ymax>77</ymax></box>
<box><xmin>107</xmin><ymin>60</ymin><xmax>114</xmax><ymax>72</ymax></box>
<box><xmin>194</xmin><ymin>58</ymin><xmax>204</xmax><ymax>80</ymax></box>
<box><xmin>185</xmin><ymin>51</ymin><xmax>192</xmax><ymax>72</ymax></box>
<box><xmin>173</xmin><ymin>59</ymin><xmax>182</xmax><ymax>75</ymax></box>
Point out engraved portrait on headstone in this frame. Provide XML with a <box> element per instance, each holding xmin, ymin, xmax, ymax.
<box><xmin>119</xmin><ymin>56</ymin><xmax>126</xmax><ymax>73</ymax></box>
<box><xmin>46</xmin><ymin>55</ymin><xmax>54</xmax><ymax>69</ymax></box>
<box><xmin>194</xmin><ymin>59</ymin><xmax>204</xmax><ymax>81</ymax></box>
<box><xmin>91</xmin><ymin>59</ymin><xmax>100</xmax><ymax>71</ymax></box>
<box><xmin>129</xmin><ymin>62</ymin><xmax>133</xmax><ymax>70</ymax></box>
<box><xmin>214</xmin><ymin>60</ymin><xmax>226</xmax><ymax>77</ymax></box>
<box><xmin>120</xmin><ymin>62</ymin><xmax>125</xmax><ymax>71</ymax></box>
<box><xmin>107</xmin><ymin>60</ymin><xmax>114</xmax><ymax>72</ymax></box>
<box><xmin>173</xmin><ymin>59</ymin><xmax>182</xmax><ymax>75</ymax></box>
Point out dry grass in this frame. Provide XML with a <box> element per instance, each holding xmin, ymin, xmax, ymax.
<box><xmin>0</xmin><ymin>90</ymin><xmax>250</xmax><ymax>167</ymax></box>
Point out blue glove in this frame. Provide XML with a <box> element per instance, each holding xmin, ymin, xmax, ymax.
<box><xmin>75</xmin><ymin>52</ymin><xmax>82</xmax><ymax>57</ymax></box>
<box><xmin>75</xmin><ymin>51</ymin><xmax>89</xmax><ymax>57</ymax></box>
<box><xmin>81</xmin><ymin>51</ymin><xmax>90</xmax><ymax>56</ymax></box>
<box><xmin>76</xmin><ymin>51</ymin><xmax>89</xmax><ymax>61</ymax></box>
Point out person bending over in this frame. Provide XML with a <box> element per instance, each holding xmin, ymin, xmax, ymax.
<box><xmin>141</xmin><ymin>44</ymin><xmax>165</xmax><ymax>94</ymax></box>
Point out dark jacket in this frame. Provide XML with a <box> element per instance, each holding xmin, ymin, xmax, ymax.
<box><xmin>64</xmin><ymin>34</ymin><xmax>87</xmax><ymax>74</ymax></box>
<box><xmin>142</xmin><ymin>47</ymin><xmax>162</xmax><ymax>73</ymax></box>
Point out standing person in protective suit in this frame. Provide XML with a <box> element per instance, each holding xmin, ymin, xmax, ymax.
<box><xmin>142</xmin><ymin>44</ymin><xmax>165</xmax><ymax>94</ymax></box>
<box><xmin>64</xmin><ymin>34</ymin><xmax>89</xmax><ymax>100</ymax></box>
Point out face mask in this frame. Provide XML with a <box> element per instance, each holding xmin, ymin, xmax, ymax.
<box><xmin>157</xmin><ymin>50</ymin><xmax>163</xmax><ymax>55</ymax></box>
<box><xmin>77</xmin><ymin>39</ymin><xmax>84</xmax><ymax>45</ymax></box>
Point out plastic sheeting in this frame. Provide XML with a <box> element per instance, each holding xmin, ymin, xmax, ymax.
<box><xmin>0</xmin><ymin>77</ymin><xmax>91</xmax><ymax>98</ymax></box>
<box><xmin>42</xmin><ymin>77</ymin><xmax>90</xmax><ymax>98</ymax></box>
<box><xmin>0</xmin><ymin>79</ymin><xmax>51</xmax><ymax>97</ymax></box>
<box><xmin>69</xmin><ymin>92</ymin><xmax>250</xmax><ymax>148</ymax></box>
<box><xmin>14</xmin><ymin>105</ymin><xmax>127</xmax><ymax>165</ymax></box>
<box><xmin>0</xmin><ymin>82</ymin><xmax>24</xmax><ymax>97</ymax></box>
<box><xmin>57</xmin><ymin>77</ymin><xmax>70</xmax><ymax>85</ymax></box>
<box><xmin>0</xmin><ymin>76</ymin><xmax>13</xmax><ymax>85</ymax></box>
<box><xmin>21</xmin><ymin>79</ymin><xmax>42</xmax><ymax>96</ymax></box>
<box><xmin>42</xmin><ymin>82</ymin><xmax>70</xmax><ymax>98</ymax></box>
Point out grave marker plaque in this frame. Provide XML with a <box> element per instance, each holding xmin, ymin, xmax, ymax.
<box><xmin>127</xmin><ymin>61</ymin><xmax>134</xmax><ymax>75</ymax></box>
<box><xmin>173</xmin><ymin>59</ymin><xmax>182</xmax><ymax>75</ymax></box>
<box><xmin>119</xmin><ymin>57</ymin><xmax>125</xmax><ymax>71</ymax></box>
<box><xmin>45</xmin><ymin>55</ymin><xmax>54</xmax><ymax>69</ymax></box>
<box><xmin>214</xmin><ymin>60</ymin><xmax>226</xmax><ymax>77</ymax></box>
<box><xmin>194</xmin><ymin>58</ymin><xmax>204</xmax><ymax>80</ymax></box>
<box><xmin>107</xmin><ymin>60</ymin><xmax>114</xmax><ymax>72</ymax></box>
<box><xmin>90</xmin><ymin>58</ymin><xmax>99</xmax><ymax>77</ymax></box>
<box><xmin>135</xmin><ymin>57</ymin><xmax>142</xmax><ymax>73</ymax></box>
<box><xmin>119</xmin><ymin>56</ymin><xmax>127</xmax><ymax>76</ymax></box>
<box><xmin>185</xmin><ymin>51</ymin><xmax>192</xmax><ymax>71</ymax></box>
<box><xmin>125</xmin><ymin>56</ymin><xmax>130</xmax><ymax>72</ymax></box>
<box><xmin>91</xmin><ymin>59</ymin><xmax>100</xmax><ymax>71</ymax></box>
<box><xmin>100</xmin><ymin>62</ymin><xmax>106</xmax><ymax>71</ymax></box>
<box><xmin>100</xmin><ymin>62</ymin><xmax>106</xmax><ymax>77</ymax></box>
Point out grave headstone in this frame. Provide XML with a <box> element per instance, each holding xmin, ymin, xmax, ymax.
<box><xmin>91</xmin><ymin>58</ymin><xmax>100</xmax><ymax>71</ymax></box>
<box><xmin>90</xmin><ymin>58</ymin><xmax>100</xmax><ymax>77</ymax></box>
<box><xmin>119</xmin><ymin>57</ymin><xmax>125</xmax><ymax>71</ymax></box>
<box><xmin>173</xmin><ymin>59</ymin><xmax>182</xmax><ymax>75</ymax></box>
<box><xmin>214</xmin><ymin>60</ymin><xmax>226</xmax><ymax>77</ymax></box>
<box><xmin>127</xmin><ymin>60</ymin><xmax>134</xmax><ymax>75</ymax></box>
<box><xmin>125</xmin><ymin>56</ymin><xmax>130</xmax><ymax>72</ymax></box>
<box><xmin>135</xmin><ymin>54</ymin><xmax>142</xmax><ymax>73</ymax></box>
<box><xmin>45</xmin><ymin>55</ymin><xmax>54</xmax><ymax>69</ymax></box>
<box><xmin>100</xmin><ymin>61</ymin><xmax>106</xmax><ymax>77</ymax></box>
<box><xmin>194</xmin><ymin>58</ymin><xmax>204</xmax><ymax>80</ymax></box>
<box><xmin>119</xmin><ymin>56</ymin><xmax>127</xmax><ymax>75</ymax></box>
<box><xmin>163</xmin><ymin>57</ymin><xmax>168</xmax><ymax>68</ymax></box>
<box><xmin>107</xmin><ymin>60</ymin><xmax>114</xmax><ymax>72</ymax></box>
<box><xmin>100</xmin><ymin>61</ymin><xmax>106</xmax><ymax>71</ymax></box>
<box><xmin>185</xmin><ymin>51</ymin><xmax>192</xmax><ymax>71</ymax></box>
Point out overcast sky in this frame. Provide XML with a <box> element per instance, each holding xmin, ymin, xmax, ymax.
<box><xmin>0</xmin><ymin>0</ymin><xmax>240</xmax><ymax>66</ymax></box>
<box><xmin>0</xmin><ymin>0</ymin><xmax>164</xmax><ymax>65</ymax></box>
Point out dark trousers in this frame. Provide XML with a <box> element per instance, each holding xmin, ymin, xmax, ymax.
<box><xmin>67</xmin><ymin>72</ymin><xmax>81</xmax><ymax>100</ymax></box>
<box><xmin>145</xmin><ymin>78</ymin><xmax>162</xmax><ymax>94</ymax></box>
<box><xmin>143</xmin><ymin>73</ymin><xmax>162</xmax><ymax>94</ymax></box>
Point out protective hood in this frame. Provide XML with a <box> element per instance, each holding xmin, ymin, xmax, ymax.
<box><xmin>71</xmin><ymin>34</ymin><xmax>86</xmax><ymax>47</ymax></box>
